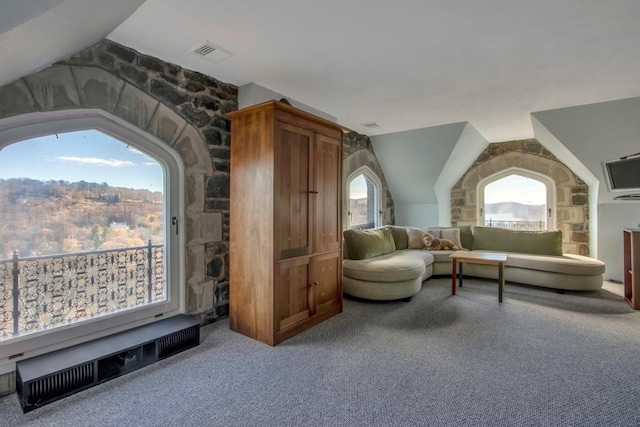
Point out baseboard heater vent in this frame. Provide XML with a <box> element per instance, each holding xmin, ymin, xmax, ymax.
<box><xmin>16</xmin><ymin>315</ymin><xmax>200</xmax><ymax>413</ymax></box>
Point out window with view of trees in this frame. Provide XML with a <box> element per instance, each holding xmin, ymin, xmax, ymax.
<box><xmin>481</xmin><ymin>173</ymin><xmax>550</xmax><ymax>231</ymax></box>
<box><xmin>0</xmin><ymin>129</ymin><xmax>167</xmax><ymax>341</ymax></box>
<box><xmin>347</xmin><ymin>167</ymin><xmax>381</xmax><ymax>230</ymax></box>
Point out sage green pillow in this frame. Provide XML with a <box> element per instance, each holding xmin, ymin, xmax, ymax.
<box><xmin>472</xmin><ymin>226</ymin><xmax>562</xmax><ymax>256</ymax></box>
<box><xmin>387</xmin><ymin>225</ymin><xmax>409</xmax><ymax>250</ymax></box>
<box><xmin>343</xmin><ymin>227</ymin><xmax>397</xmax><ymax>260</ymax></box>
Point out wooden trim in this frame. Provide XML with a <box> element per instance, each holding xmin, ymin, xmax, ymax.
<box><xmin>228</xmin><ymin>100</ymin><xmax>350</xmax><ymax>134</ymax></box>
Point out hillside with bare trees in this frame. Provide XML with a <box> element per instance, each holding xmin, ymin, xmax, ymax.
<box><xmin>0</xmin><ymin>178</ymin><xmax>163</xmax><ymax>259</ymax></box>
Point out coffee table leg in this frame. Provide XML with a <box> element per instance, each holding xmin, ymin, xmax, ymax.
<box><xmin>451</xmin><ymin>260</ymin><xmax>457</xmax><ymax>295</ymax></box>
<box><xmin>498</xmin><ymin>261</ymin><xmax>504</xmax><ymax>303</ymax></box>
<box><xmin>459</xmin><ymin>262</ymin><xmax>463</xmax><ymax>287</ymax></box>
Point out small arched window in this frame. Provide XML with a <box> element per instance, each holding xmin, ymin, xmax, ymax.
<box><xmin>478</xmin><ymin>168</ymin><xmax>555</xmax><ymax>230</ymax></box>
<box><xmin>346</xmin><ymin>166</ymin><xmax>382</xmax><ymax>230</ymax></box>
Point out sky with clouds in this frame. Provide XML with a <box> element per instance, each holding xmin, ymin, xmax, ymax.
<box><xmin>0</xmin><ymin>129</ymin><xmax>163</xmax><ymax>191</ymax></box>
<box><xmin>485</xmin><ymin>175</ymin><xmax>546</xmax><ymax>205</ymax></box>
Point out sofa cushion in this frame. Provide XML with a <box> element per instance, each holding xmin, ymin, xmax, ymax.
<box><xmin>388</xmin><ymin>225</ymin><xmax>409</xmax><ymax>250</ymax></box>
<box><xmin>504</xmin><ymin>252</ymin><xmax>605</xmax><ymax>276</ymax></box>
<box><xmin>436</xmin><ymin>226</ymin><xmax>473</xmax><ymax>250</ymax></box>
<box><xmin>398</xmin><ymin>249</ymin><xmax>435</xmax><ymax>267</ymax></box>
<box><xmin>458</xmin><ymin>225</ymin><xmax>474</xmax><ymax>250</ymax></box>
<box><xmin>439</xmin><ymin>228</ymin><xmax>463</xmax><ymax>249</ymax></box>
<box><xmin>343</xmin><ymin>227</ymin><xmax>396</xmax><ymax>260</ymax></box>
<box><xmin>472</xmin><ymin>226</ymin><xmax>563</xmax><ymax>256</ymax></box>
<box><xmin>468</xmin><ymin>250</ymin><xmax>605</xmax><ymax>276</ymax></box>
<box><xmin>343</xmin><ymin>252</ymin><xmax>427</xmax><ymax>282</ymax></box>
<box><xmin>406</xmin><ymin>227</ymin><xmax>426</xmax><ymax>249</ymax></box>
<box><xmin>428</xmin><ymin>250</ymin><xmax>456</xmax><ymax>263</ymax></box>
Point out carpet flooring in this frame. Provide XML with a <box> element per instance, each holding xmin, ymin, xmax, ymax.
<box><xmin>1</xmin><ymin>278</ymin><xmax>640</xmax><ymax>426</ymax></box>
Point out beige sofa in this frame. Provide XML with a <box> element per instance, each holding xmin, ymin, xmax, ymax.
<box><xmin>342</xmin><ymin>225</ymin><xmax>605</xmax><ymax>301</ymax></box>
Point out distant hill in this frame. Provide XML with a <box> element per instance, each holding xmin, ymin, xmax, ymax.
<box><xmin>0</xmin><ymin>178</ymin><xmax>163</xmax><ymax>258</ymax></box>
<box><xmin>485</xmin><ymin>202</ymin><xmax>545</xmax><ymax>221</ymax></box>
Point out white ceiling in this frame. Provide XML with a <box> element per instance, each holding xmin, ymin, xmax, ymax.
<box><xmin>2</xmin><ymin>1</ymin><xmax>640</xmax><ymax>142</ymax></box>
<box><xmin>0</xmin><ymin>0</ymin><xmax>145</xmax><ymax>89</ymax></box>
<box><xmin>106</xmin><ymin>0</ymin><xmax>640</xmax><ymax>141</ymax></box>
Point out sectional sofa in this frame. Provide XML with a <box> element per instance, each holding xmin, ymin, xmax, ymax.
<box><xmin>342</xmin><ymin>225</ymin><xmax>606</xmax><ymax>301</ymax></box>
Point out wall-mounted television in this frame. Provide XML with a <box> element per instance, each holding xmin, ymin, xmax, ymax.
<box><xmin>602</xmin><ymin>154</ymin><xmax>640</xmax><ymax>192</ymax></box>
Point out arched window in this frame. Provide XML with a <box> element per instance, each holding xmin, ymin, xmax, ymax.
<box><xmin>478</xmin><ymin>168</ymin><xmax>555</xmax><ymax>230</ymax></box>
<box><xmin>0</xmin><ymin>111</ymin><xmax>183</xmax><ymax>367</ymax></box>
<box><xmin>346</xmin><ymin>166</ymin><xmax>382</xmax><ymax>230</ymax></box>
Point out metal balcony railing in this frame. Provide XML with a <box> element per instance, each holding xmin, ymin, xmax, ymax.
<box><xmin>0</xmin><ymin>241</ymin><xmax>165</xmax><ymax>341</ymax></box>
<box><xmin>484</xmin><ymin>219</ymin><xmax>545</xmax><ymax>230</ymax></box>
<box><xmin>350</xmin><ymin>222</ymin><xmax>376</xmax><ymax>231</ymax></box>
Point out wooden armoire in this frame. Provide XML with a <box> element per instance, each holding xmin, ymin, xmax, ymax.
<box><xmin>227</xmin><ymin>100</ymin><xmax>343</xmax><ymax>345</ymax></box>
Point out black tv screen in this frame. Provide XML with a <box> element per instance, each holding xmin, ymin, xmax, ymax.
<box><xmin>604</xmin><ymin>157</ymin><xmax>640</xmax><ymax>191</ymax></box>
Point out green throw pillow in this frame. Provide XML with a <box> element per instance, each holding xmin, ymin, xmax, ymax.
<box><xmin>343</xmin><ymin>227</ymin><xmax>397</xmax><ymax>260</ymax></box>
<box><xmin>472</xmin><ymin>226</ymin><xmax>562</xmax><ymax>256</ymax></box>
<box><xmin>387</xmin><ymin>225</ymin><xmax>409</xmax><ymax>250</ymax></box>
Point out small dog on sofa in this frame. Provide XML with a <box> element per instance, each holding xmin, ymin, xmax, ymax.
<box><xmin>421</xmin><ymin>232</ymin><xmax>460</xmax><ymax>251</ymax></box>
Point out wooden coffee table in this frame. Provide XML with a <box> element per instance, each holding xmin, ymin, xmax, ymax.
<box><xmin>450</xmin><ymin>251</ymin><xmax>508</xmax><ymax>302</ymax></box>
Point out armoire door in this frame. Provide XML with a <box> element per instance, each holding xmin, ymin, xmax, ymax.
<box><xmin>313</xmin><ymin>134</ymin><xmax>342</xmax><ymax>253</ymax></box>
<box><xmin>275</xmin><ymin>121</ymin><xmax>313</xmax><ymax>260</ymax></box>
<box><xmin>274</xmin><ymin>256</ymin><xmax>312</xmax><ymax>333</ymax></box>
<box><xmin>310</xmin><ymin>251</ymin><xmax>342</xmax><ymax>315</ymax></box>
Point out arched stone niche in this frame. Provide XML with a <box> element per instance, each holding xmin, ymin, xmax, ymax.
<box><xmin>0</xmin><ymin>40</ymin><xmax>237</xmax><ymax>321</ymax></box>
<box><xmin>342</xmin><ymin>131</ymin><xmax>395</xmax><ymax>228</ymax></box>
<box><xmin>451</xmin><ymin>139</ymin><xmax>589</xmax><ymax>255</ymax></box>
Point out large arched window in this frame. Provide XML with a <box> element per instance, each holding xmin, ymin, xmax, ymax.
<box><xmin>346</xmin><ymin>166</ymin><xmax>382</xmax><ymax>230</ymax></box>
<box><xmin>478</xmin><ymin>168</ymin><xmax>555</xmax><ymax>230</ymax></box>
<box><xmin>0</xmin><ymin>111</ymin><xmax>183</xmax><ymax>372</ymax></box>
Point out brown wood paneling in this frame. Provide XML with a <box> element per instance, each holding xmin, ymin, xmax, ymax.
<box><xmin>229</xmin><ymin>106</ymin><xmax>276</xmax><ymax>344</ymax></box>
<box><xmin>311</xmin><ymin>251</ymin><xmax>342</xmax><ymax>314</ymax></box>
<box><xmin>275</xmin><ymin>256</ymin><xmax>310</xmax><ymax>331</ymax></box>
<box><xmin>314</xmin><ymin>134</ymin><xmax>342</xmax><ymax>253</ymax></box>
<box><xmin>624</xmin><ymin>229</ymin><xmax>640</xmax><ymax>309</ymax></box>
<box><xmin>275</xmin><ymin>122</ymin><xmax>312</xmax><ymax>260</ymax></box>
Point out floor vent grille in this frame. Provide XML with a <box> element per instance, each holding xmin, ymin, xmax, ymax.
<box><xmin>158</xmin><ymin>325</ymin><xmax>199</xmax><ymax>359</ymax></box>
<box><xmin>16</xmin><ymin>315</ymin><xmax>200</xmax><ymax>413</ymax></box>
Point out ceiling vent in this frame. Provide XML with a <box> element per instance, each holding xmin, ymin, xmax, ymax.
<box><xmin>361</xmin><ymin>122</ymin><xmax>381</xmax><ymax>129</ymax></box>
<box><xmin>190</xmin><ymin>41</ymin><xmax>232</xmax><ymax>63</ymax></box>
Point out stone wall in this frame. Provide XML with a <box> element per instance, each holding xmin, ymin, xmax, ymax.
<box><xmin>451</xmin><ymin>139</ymin><xmax>589</xmax><ymax>255</ymax></box>
<box><xmin>342</xmin><ymin>131</ymin><xmax>395</xmax><ymax>227</ymax></box>
<box><xmin>0</xmin><ymin>39</ymin><xmax>235</xmax><ymax>322</ymax></box>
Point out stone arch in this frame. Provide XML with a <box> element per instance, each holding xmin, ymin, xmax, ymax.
<box><xmin>342</xmin><ymin>132</ymin><xmax>395</xmax><ymax>228</ymax></box>
<box><xmin>451</xmin><ymin>139</ymin><xmax>589</xmax><ymax>255</ymax></box>
<box><xmin>345</xmin><ymin>165</ymin><xmax>383</xmax><ymax>228</ymax></box>
<box><xmin>478</xmin><ymin>167</ymin><xmax>556</xmax><ymax>229</ymax></box>
<box><xmin>0</xmin><ymin>39</ymin><xmax>237</xmax><ymax>319</ymax></box>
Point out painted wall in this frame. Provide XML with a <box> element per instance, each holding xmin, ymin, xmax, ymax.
<box><xmin>532</xmin><ymin>97</ymin><xmax>640</xmax><ymax>280</ymax></box>
<box><xmin>395</xmin><ymin>204</ymin><xmax>439</xmax><ymax>227</ymax></box>
<box><xmin>370</xmin><ymin>123</ymin><xmax>465</xmax><ymax>203</ymax></box>
<box><xmin>238</xmin><ymin>82</ymin><xmax>337</xmax><ymax>123</ymax></box>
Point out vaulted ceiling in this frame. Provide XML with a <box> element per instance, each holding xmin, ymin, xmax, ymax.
<box><xmin>2</xmin><ymin>1</ymin><xmax>640</xmax><ymax>143</ymax></box>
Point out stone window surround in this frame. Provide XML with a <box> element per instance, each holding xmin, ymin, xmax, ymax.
<box><xmin>345</xmin><ymin>165</ymin><xmax>383</xmax><ymax>228</ymax></box>
<box><xmin>451</xmin><ymin>139</ymin><xmax>590</xmax><ymax>256</ymax></box>
<box><xmin>342</xmin><ymin>132</ymin><xmax>395</xmax><ymax>228</ymax></box>
<box><xmin>0</xmin><ymin>109</ymin><xmax>185</xmax><ymax>369</ymax></box>
<box><xmin>478</xmin><ymin>167</ymin><xmax>556</xmax><ymax>229</ymax></box>
<box><xmin>0</xmin><ymin>39</ymin><xmax>241</xmax><ymax>391</ymax></box>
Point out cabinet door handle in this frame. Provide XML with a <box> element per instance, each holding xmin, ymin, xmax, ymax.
<box><xmin>307</xmin><ymin>191</ymin><xmax>319</xmax><ymax>194</ymax></box>
<box><xmin>309</xmin><ymin>282</ymin><xmax>318</xmax><ymax>287</ymax></box>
